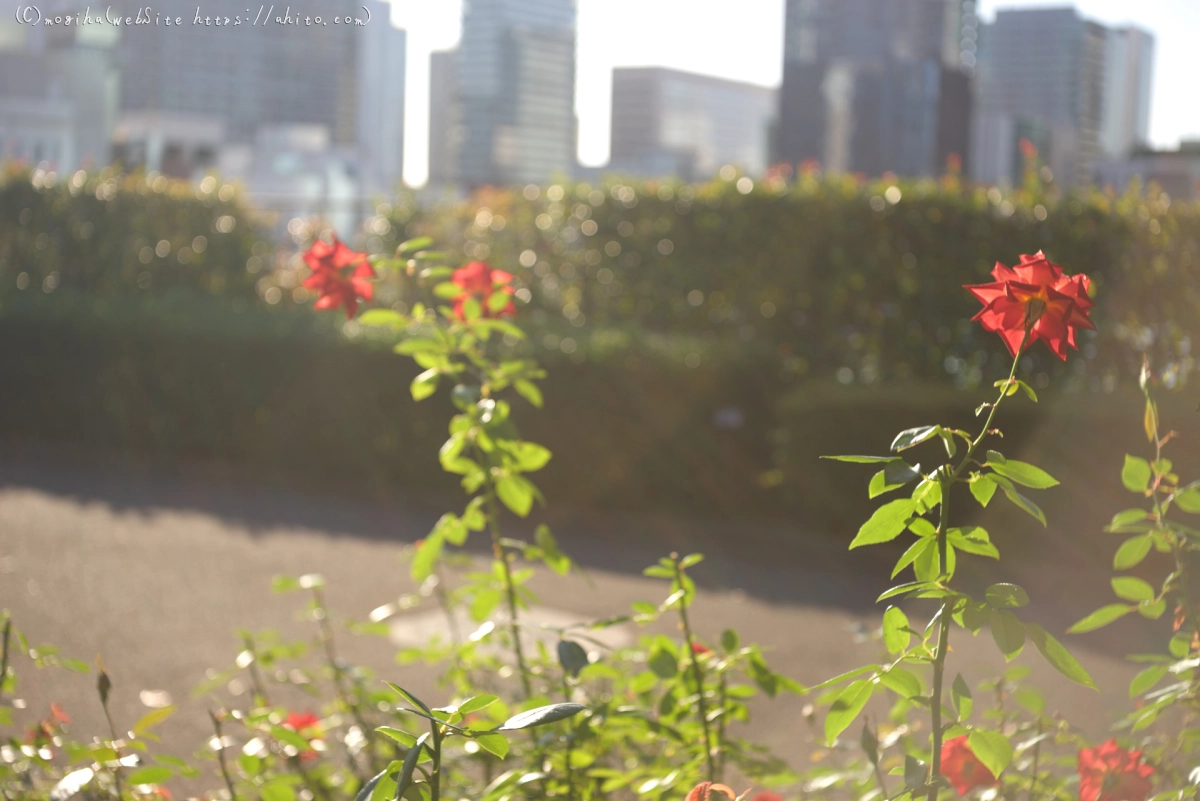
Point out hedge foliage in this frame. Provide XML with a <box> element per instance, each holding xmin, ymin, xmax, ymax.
<box><xmin>1</xmin><ymin>164</ymin><xmax>1198</xmax><ymax>521</ymax></box>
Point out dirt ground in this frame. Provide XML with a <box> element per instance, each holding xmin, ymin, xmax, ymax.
<box><xmin>0</xmin><ymin>448</ymin><xmax>1164</xmax><ymax>793</ymax></box>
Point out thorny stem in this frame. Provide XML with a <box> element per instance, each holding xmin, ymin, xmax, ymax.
<box><xmin>672</xmin><ymin>554</ymin><xmax>717</xmax><ymax>783</ymax></box>
<box><xmin>716</xmin><ymin>673</ymin><xmax>728</xmax><ymax>782</ymax></box>
<box><xmin>0</xmin><ymin>615</ymin><xmax>10</xmax><ymax>701</ymax></box>
<box><xmin>98</xmin><ymin>672</ymin><xmax>124</xmax><ymax>800</ymax></box>
<box><xmin>210</xmin><ymin>711</ymin><xmax>240</xmax><ymax>801</ymax></box>
<box><xmin>561</xmin><ymin>672</ymin><xmax>575</xmax><ymax>801</ymax></box>
<box><xmin>1027</xmin><ymin>719</ymin><xmax>1043</xmax><ymax>801</ymax></box>
<box><xmin>242</xmin><ymin>634</ymin><xmax>271</xmax><ymax>707</ymax></box>
<box><xmin>310</xmin><ymin>587</ymin><xmax>374</xmax><ymax>777</ymax></box>
<box><xmin>927</xmin><ymin>329</ymin><xmax>1030</xmax><ymax>799</ymax></box>
<box><xmin>429</xmin><ymin>723</ymin><xmax>444</xmax><ymax>801</ymax></box>
<box><xmin>486</xmin><ymin>489</ymin><xmax>532</xmax><ymax>700</ymax></box>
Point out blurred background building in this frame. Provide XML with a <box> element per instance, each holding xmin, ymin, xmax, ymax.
<box><xmin>608</xmin><ymin>67</ymin><xmax>776</xmax><ymax>181</ymax></box>
<box><xmin>971</xmin><ymin>7</ymin><xmax>1153</xmax><ymax>188</ymax></box>
<box><xmin>775</xmin><ymin>0</ymin><xmax>977</xmax><ymax>178</ymax></box>
<box><xmin>453</xmin><ymin>0</ymin><xmax>577</xmax><ymax>189</ymax></box>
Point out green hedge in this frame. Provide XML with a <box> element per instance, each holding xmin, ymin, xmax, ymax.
<box><xmin>2</xmin><ymin>165</ymin><xmax>1198</xmax><ymax>522</ymax></box>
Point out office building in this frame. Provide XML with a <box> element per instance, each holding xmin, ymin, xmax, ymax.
<box><xmin>357</xmin><ymin>11</ymin><xmax>407</xmax><ymax>195</ymax></box>
<box><xmin>428</xmin><ymin>50</ymin><xmax>461</xmax><ymax>186</ymax></box>
<box><xmin>972</xmin><ymin>7</ymin><xmax>1151</xmax><ymax>187</ymax></box>
<box><xmin>1097</xmin><ymin>141</ymin><xmax>1200</xmax><ymax>200</ymax></box>
<box><xmin>609</xmin><ymin>67</ymin><xmax>776</xmax><ymax>180</ymax></box>
<box><xmin>777</xmin><ymin>0</ymin><xmax>975</xmax><ymax>177</ymax></box>
<box><xmin>1100</xmin><ymin>26</ymin><xmax>1154</xmax><ymax>159</ymax></box>
<box><xmin>456</xmin><ymin>0</ymin><xmax>577</xmax><ymax>188</ymax></box>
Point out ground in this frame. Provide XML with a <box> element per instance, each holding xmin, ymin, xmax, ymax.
<box><xmin>0</xmin><ymin>448</ymin><xmax>1162</xmax><ymax>792</ymax></box>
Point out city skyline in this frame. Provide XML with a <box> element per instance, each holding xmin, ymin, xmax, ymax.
<box><xmin>394</xmin><ymin>0</ymin><xmax>1200</xmax><ymax>187</ymax></box>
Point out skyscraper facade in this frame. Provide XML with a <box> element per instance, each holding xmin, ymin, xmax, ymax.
<box><xmin>971</xmin><ymin>7</ymin><xmax>1145</xmax><ymax>187</ymax></box>
<box><xmin>777</xmin><ymin>0</ymin><xmax>976</xmax><ymax>177</ymax></box>
<box><xmin>456</xmin><ymin>0</ymin><xmax>576</xmax><ymax>188</ymax></box>
<box><xmin>609</xmin><ymin>67</ymin><xmax>776</xmax><ymax>180</ymax></box>
<box><xmin>357</xmin><ymin>11</ymin><xmax>407</xmax><ymax>194</ymax></box>
<box><xmin>428</xmin><ymin>50</ymin><xmax>461</xmax><ymax>186</ymax></box>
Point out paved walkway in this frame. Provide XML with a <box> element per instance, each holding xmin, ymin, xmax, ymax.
<box><xmin>0</xmin><ymin>453</ymin><xmax>1148</xmax><ymax>791</ymax></box>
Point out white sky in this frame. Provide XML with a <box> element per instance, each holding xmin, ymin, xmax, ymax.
<box><xmin>388</xmin><ymin>0</ymin><xmax>1200</xmax><ymax>187</ymax></box>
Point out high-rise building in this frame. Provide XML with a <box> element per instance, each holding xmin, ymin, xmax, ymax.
<box><xmin>971</xmin><ymin>7</ymin><xmax>1146</xmax><ymax>187</ymax></box>
<box><xmin>456</xmin><ymin>0</ymin><xmax>576</xmax><ymax>188</ymax></box>
<box><xmin>777</xmin><ymin>0</ymin><xmax>975</xmax><ymax>177</ymax></box>
<box><xmin>357</xmin><ymin>9</ymin><xmax>407</xmax><ymax>195</ymax></box>
<box><xmin>428</xmin><ymin>49</ymin><xmax>461</xmax><ymax>186</ymax></box>
<box><xmin>609</xmin><ymin>67</ymin><xmax>776</xmax><ymax>180</ymax></box>
<box><xmin>1100</xmin><ymin>26</ymin><xmax>1154</xmax><ymax>159</ymax></box>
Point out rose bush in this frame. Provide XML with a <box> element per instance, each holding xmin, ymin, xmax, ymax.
<box><xmin>2</xmin><ymin>231</ymin><xmax>1199</xmax><ymax>801</ymax></box>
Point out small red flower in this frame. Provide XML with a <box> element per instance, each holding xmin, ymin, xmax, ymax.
<box><xmin>1019</xmin><ymin>138</ymin><xmax>1038</xmax><ymax>160</ymax></box>
<box><xmin>49</xmin><ymin>703</ymin><xmax>70</xmax><ymax>725</ymax></box>
<box><xmin>1078</xmin><ymin>740</ymin><xmax>1154</xmax><ymax>801</ymax></box>
<box><xmin>940</xmin><ymin>735</ymin><xmax>997</xmax><ymax>795</ymax></box>
<box><xmin>450</xmin><ymin>261</ymin><xmax>515</xmax><ymax>320</ymax></box>
<box><xmin>301</xmin><ymin>236</ymin><xmax>375</xmax><ymax>319</ymax></box>
<box><xmin>685</xmin><ymin>782</ymin><xmax>739</xmax><ymax>801</ymax></box>
<box><xmin>282</xmin><ymin>711</ymin><xmax>322</xmax><ymax>762</ymax></box>
<box><xmin>963</xmin><ymin>251</ymin><xmax>1095</xmax><ymax>360</ymax></box>
<box><xmin>690</xmin><ymin>642</ymin><xmax>711</xmax><ymax>656</ymax></box>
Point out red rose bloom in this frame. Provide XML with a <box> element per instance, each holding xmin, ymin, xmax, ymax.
<box><xmin>301</xmin><ymin>236</ymin><xmax>375</xmax><ymax>319</ymax></box>
<box><xmin>963</xmin><ymin>251</ymin><xmax>1095</xmax><ymax>360</ymax></box>
<box><xmin>450</xmin><ymin>261</ymin><xmax>515</xmax><ymax>320</ymax></box>
<box><xmin>940</xmin><ymin>735</ymin><xmax>997</xmax><ymax>795</ymax></box>
<box><xmin>283</xmin><ymin>711</ymin><xmax>322</xmax><ymax>762</ymax></box>
<box><xmin>1078</xmin><ymin>740</ymin><xmax>1154</xmax><ymax>801</ymax></box>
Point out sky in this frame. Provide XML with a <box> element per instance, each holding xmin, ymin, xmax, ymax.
<box><xmin>388</xmin><ymin>0</ymin><xmax>1200</xmax><ymax>187</ymax></box>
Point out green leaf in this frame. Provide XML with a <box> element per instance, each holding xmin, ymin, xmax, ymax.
<box><xmin>868</xmin><ymin>460</ymin><xmax>922</xmax><ymax>498</ymax></box>
<box><xmin>261</xmin><ymin>781</ymin><xmax>296</xmax><ymax>801</ymax></box>
<box><xmin>498</xmin><ymin>703</ymin><xmax>586</xmax><ymax>731</ymax></box>
<box><xmin>904</xmin><ymin>755</ymin><xmax>927</xmax><ymax>790</ymax></box>
<box><xmin>433</xmin><ymin>281</ymin><xmax>463</xmax><ymax>299</ymax></box>
<box><xmin>989</xmin><ymin>609</ymin><xmax>1025</xmax><ymax>661</ymax></box>
<box><xmin>891</xmin><ymin>425</ymin><xmax>941</xmax><ymax>452</ymax></box>
<box><xmin>821</xmin><ymin>455</ymin><xmax>898</xmax><ymax>463</ymax></box>
<box><xmin>892</xmin><ymin>538</ymin><xmax>934</xmax><ymax>579</ymax></box>
<box><xmin>127</xmin><ymin>766</ymin><xmax>173</xmax><ymax>786</ymax></box>
<box><xmin>878</xmin><ymin>666</ymin><xmax>922</xmax><ymax>699</ymax></box>
<box><xmin>502</xmin><ymin>441</ymin><xmax>552</xmax><ymax>472</ymax></box>
<box><xmin>395</xmin><ymin>733</ymin><xmax>430</xmax><ymax>801</ymax></box>
<box><xmin>410</xmin><ymin>368</ymin><xmax>440</xmax><ymax>401</ymax></box>
<box><xmin>989</xmin><ymin>474</ymin><xmax>1046</xmax><ymax>525</ymax></box>
<box><xmin>1176</xmin><ymin>489</ymin><xmax>1200</xmax><ymax>514</ymax></box>
<box><xmin>721</xmin><ymin>629</ymin><xmax>739</xmax><ymax>652</ymax></box>
<box><xmin>882</xmin><ymin>606</ymin><xmax>911</xmax><ymax>655</ymax></box>
<box><xmin>473</xmin><ymin>732</ymin><xmax>510</xmax><ymax>758</ymax></box>
<box><xmin>359</xmin><ymin>309</ymin><xmax>407</xmax><ymax>329</ymax></box>
<box><xmin>399</xmin><ymin>237</ymin><xmax>434</xmax><ymax>255</ymax></box>
<box><xmin>949</xmin><ymin>527</ymin><xmax>999</xmax><ymax>559</ymax></box>
<box><xmin>1122</xmin><ymin>455</ymin><xmax>1152</xmax><ymax>493</ymax></box>
<box><xmin>1068</xmin><ymin>604</ymin><xmax>1135</xmax><ymax>634</ymax></box>
<box><xmin>986</xmin><ymin>452</ymin><xmax>1058</xmax><ymax>489</ymax></box>
<box><xmin>394</xmin><ymin>339</ymin><xmax>442</xmax><ymax>356</ymax></box>
<box><xmin>384</xmin><ymin>682</ymin><xmax>434</xmax><ymax>716</ymax></box>
<box><xmin>648</xmin><ymin>644</ymin><xmax>678</xmax><ymax>679</ymax></box>
<box><xmin>951</xmin><ymin>674</ymin><xmax>973</xmax><ymax>719</ymax></box>
<box><xmin>132</xmin><ymin>706</ymin><xmax>176</xmax><ymax>736</ymax></box>
<box><xmin>824</xmin><ymin>680</ymin><xmax>874</xmax><ymax>745</ymax></box>
<box><xmin>487</xmin><ymin>290</ymin><xmax>513</xmax><ymax>314</ymax></box>
<box><xmin>495</xmin><ymin>476</ymin><xmax>535</xmax><ymax>517</ymax></box>
<box><xmin>1112</xmin><ymin>577</ymin><xmax>1156</xmax><ymax>603</ymax></box>
<box><xmin>410</xmin><ymin>532</ymin><xmax>445</xmax><ymax>583</ymax></box>
<box><xmin>459</xmin><ymin>695</ymin><xmax>500</xmax><ymax>715</ymax></box>
<box><xmin>1138</xmin><ymin>598</ymin><xmax>1166</xmax><ymax>619</ymax></box>
<box><xmin>557</xmin><ymin>640</ymin><xmax>589</xmax><ymax>678</ymax></box>
<box><xmin>1129</xmin><ymin>664</ymin><xmax>1168</xmax><ymax>697</ymax></box>
<box><xmin>967</xmin><ymin>730</ymin><xmax>1013</xmax><ymax>778</ymax></box>
<box><xmin>514</xmin><ymin>380</ymin><xmax>543</xmax><ymax>408</ymax></box>
<box><xmin>850</xmin><ymin>500</ymin><xmax>917</xmax><ymax>549</ymax></box>
<box><xmin>1026</xmin><ymin>623</ymin><xmax>1097</xmax><ymax>690</ymax></box>
<box><xmin>375</xmin><ymin>728</ymin><xmax>418</xmax><ymax>748</ymax></box>
<box><xmin>985</xmin><ymin>583</ymin><xmax>1029</xmax><ymax>608</ymax></box>
<box><xmin>1114</xmin><ymin>535</ymin><xmax>1154</xmax><ymax>570</ymax></box>
<box><xmin>970</xmin><ymin>475</ymin><xmax>997</xmax><ymax>507</ymax></box>
<box><xmin>809</xmin><ymin>664</ymin><xmax>879</xmax><ymax>692</ymax></box>
<box><xmin>861</xmin><ymin>721</ymin><xmax>879</xmax><ymax>765</ymax></box>
<box><xmin>535</xmin><ymin>525</ymin><xmax>570</xmax><ymax>575</ymax></box>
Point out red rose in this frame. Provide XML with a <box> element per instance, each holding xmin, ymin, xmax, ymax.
<box><xmin>301</xmin><ymin>236</ymin><xmax>375</xmax><ymax>319</ymax></box>
<box><xmin>940</xmin><ymin>735</ymin><xmax>997</xmax><ymax>795</ymax></box>
<box><xmin>450</xmin><ymin>261</ymin><xmax>515</xmax><ymax>320</ymax></box>
<box><xmin>963</xmin><ymin>251</ymin><xmax>1095</xmax><ymax>360</ymax></box>
<box><xmin>1078</xmin><ymin>740</ymin><xmax>1154</xmax><ymax>801</ymax></box>
<box><xmin>685</xmin><ymin>782</ymin><xmax>738</xmax><ymax>801</ymax></box>
<box><xmin>283</xmin><ymin>711</ymin><xmax>322</xmax><ymax>762</ymax></box>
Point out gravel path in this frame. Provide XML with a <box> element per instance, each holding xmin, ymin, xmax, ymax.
<box><xmin>0</xmin><ymin>451</ymin><xmax>1149</xmax><ymax>792</ymax></box>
